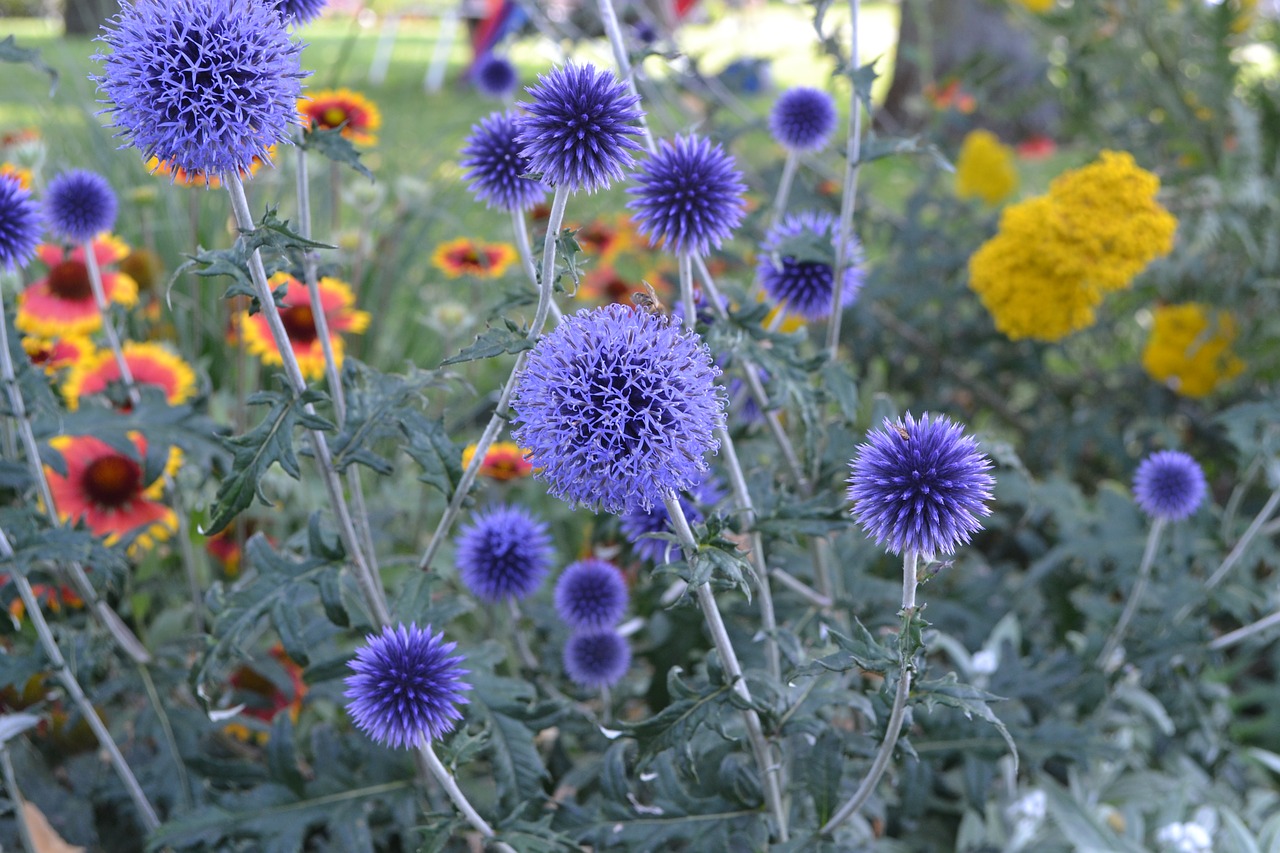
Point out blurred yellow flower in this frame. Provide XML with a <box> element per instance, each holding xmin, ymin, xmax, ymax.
<box><xmin>955</xmin><ymin>129</ymin><xmax>1019</xmax><ymax>205</ymax></box>
<box><xmin>1142</xmin><ymin>303</ymin><xmax>1244</xmax><ymax>397</ymax></box>
<box><xmin>1012</xmin><ymin>0</ymin><xmax>1054</xmax><ymax>11</ymax></box>
<box><xmin>969</xmin><ymin>151</ymin><xmax>1177</xmax><ymax>341</ymax></box>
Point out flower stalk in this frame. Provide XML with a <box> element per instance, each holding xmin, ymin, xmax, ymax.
<box><xmin>224</xmin><ymin>173</ymin><xmax>391</xmax><ymax>629</ymax></box>
<box><xmin>825</xmin><ymin>0</ymin><xmax>865</xmax><ymax>361</ymax></box>
<box><xmin>418</xmin><ymin>740</ymin><xmax>518</xmax><ymax>853</ymax></box>
<box><xmin>0</xmin><ymin>526</ymin><xmax>160</xmax><ymax>832</ymax></box>
<box><xmin>417</xmin><ymin>184</ymin><xmax>568</xmax><ymax>573</ymax></box>
<box><xmin>1204</xmin><ymin>487</ymin><xmax>1280</xmax><ymax>591</ymax></box>
<box><xmin>663</xmin><ymin>492</ymin><xmax>789</xmax><ymax>841</ymax></box>
<box><xmin>820</xmin><ymin>549</ymin><xmax>918</xmax><ymax>836</ymax></box>
<box><xmin>1097</xmin><ymin>517</ymin><xmax>1165</xmax><ymax>669</ymax></box>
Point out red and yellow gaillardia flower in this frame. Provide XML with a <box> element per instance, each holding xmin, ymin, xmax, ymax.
<box><xmin>44</xmin><ymin>433</ymin><xmax>177</xmax><ymax>551</ymax></box>
<box><xmin>237</xmin><ymin>272</ymin><xmax>369</xmax><ymax>380</ymax></box>
<box><xmin>22</xmin><ymin>335</ymin><xmax>92</xmax><ymax>375</ymax></box>
<box><xmin>461</xmin><ymin>441</ymin><xmax>534</xmax><ymax>481</ymax></box>
<box><xmin>16</xmin><ymin>236</ymin><xmax>139</xmax><ymax>338</ymax></box>
<box><xmin>1</xmin><ymin>574</ymin><xmax>82</xmax><ymax>622</ymax></box>
<box><xmin>572</xmin><ymin>215</ymin><xmax>634</xmax><ymax>263</ymax></box>
<box><xmin>223</xmin><ymin>645</ymin><xmax>308</xmax><ymax>744</ymax></box>
<box><xmin>431</xmin><ymin>237</ymin><xmax>518</xmax><ymax>279</ymax></box>
<box><xmin>298</xmin><ymin>88</ymin><xmax>382</xmax><ymax>146</ymax></box>
<box><xmin>62</xmin><ymin>341</ymin><xmax>196</xmax><ymax>411</ymax></box>
<box><xmin>1</xmin><ymin>163</ymin><xmax>32</xmax><ymax>190</ymax></box>
<box><xmin>146</xmin><ymin>147</ymin><xmax>275</xmax><ymax>188</ymax></box>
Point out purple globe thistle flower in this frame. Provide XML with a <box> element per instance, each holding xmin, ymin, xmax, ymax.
<box><xmin>344</xmin><ymin>623</ymin><xmax>471</xmax><ymax>749</ymax></box>
<box><xmin>620</xmin><ymin>477</ymin><xmax>724</xmax><ymax>564</ymax></box>
<box><xmin>553</xmin><ymin>558</ymin><xmax>629</xmax><ymax>630</ymax></box>
<box><xmin>1132</xmin><ymin>450</ymin><xmax>1206</xmax><ymax>522</ymax></box>
<box><xmin>770</xmin><ymin>87</ymin><xmax>838</xmax><ymax>152</ymax></box>
<box><xmin>511</xmin><ymin>304</ymin><xmax>724</xmax><ymax>513</ymax></box>
<box><xmin>454</xmin><ymin>503</ymin><xmax>554</xmax><ymax>602</ymax></box>
<box><xmin>759</xmin><ymin>210</ymin><xmax>865</xmax><ymax>322</ymax></box>
<box><xmin>563</xmin><ymin>630</ymin><xmax>631</xmax><ymax>688</ymax></box>
<box><xmin>515</xmin><ymin>63</ymin><xmax>644</xmax><ymax>194</ymax></box>
<box><xmin>847</xmin><ymin>412</ymin><xmax>995</xmax><ymax>557</ymax></box>
<box><xmin>272</xmin><ymin>0</ymin><xmax>327</xmax><ymax>25</ymax></box>
<box><xmin>460</xmin><ymin>110</ymin><xmax>548</xmax><ymax>212</ymax></box>
<box><xmin>626</xmin><ymin>134</ymin><xmax>746</xmax><ymax>257</ymax></box>
<box><xmin>44</xmin><ymin>170</ymin><xmax>117</xmax><ymax>243</ymax></box>
<box><xmin>473</xmin><ymin>53</ymin><xmax>518</xmax><ymax>99</ymax></box>
<box><xmin>0</xmin><ymin>175</ymin><xmax>41</xmax><ymax>271</ymax></box>
<box><xmin>95</xmin><ymin>0</ymin><xmax>305</xmax><ymax>180</ymax></box>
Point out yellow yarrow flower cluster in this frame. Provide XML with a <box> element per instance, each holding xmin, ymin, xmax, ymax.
<box><xmin>955</xmin><ymin>130</ymin><xmax>1019</xmax><ymax>205</ymax></box>
<box><xmin>968</xmin><ymin>151</ymin><xmax>1177</xmax><ymax>341</ymax></box>
<box><xmin>1142</xmin><ymin>303</ymin><xmax>1244</xmax><ymax>397</ymax></box>
<box><xmin>1011</xmin><ymin>0</ymin><xmax>1054</xmax><ymax>15</ymax></box>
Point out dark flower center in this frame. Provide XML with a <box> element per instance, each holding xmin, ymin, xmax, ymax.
<box><xmin>82</xmin><ymin>455</ymin><xmax>142</xmax><ymax>508</ymax></box>
<box><xmin>280</xmin><ymin>304</ymin><xmax>318</xmax><ymax>344</ymax></box>
<box><xmin>27</xmin><ymin>345</ymin><xmax>51</xmax><ymax>365</ymax></box>
<box><xmin>47</xmin><ymin>260</ymin><xmax>93</xmax><ymax>301</ymax></box>
<box><xmin>320</xmin><ymin>107</ymin><xmax>349</xmax><ymax>128</ymax></box>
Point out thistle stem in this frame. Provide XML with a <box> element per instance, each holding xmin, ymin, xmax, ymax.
<box><xmin>770</xmin><ymin>150</ymin><xmax>799</xmax><ymax>230</ymax></box>
<box><xmin>821</xmin><ymin>550</ymin><xmax>918</xmax><ymax>836</ymax></box>
<box><xmin>1204</xmin><ymin>488</ymin><xmax>1280</xmax><ymax>591</ymax></box>
<box><xmin>1211</xmin><ymin>608</ymin><xmax>1280</xmax><ymax>650</ymax></box>
<box><xmin>224</xmin><ymin>173</ymin><xmax>390</xmax><ymax>629</ymax></box>
<box><xmin>294</xmin><ymin>144</ymin><xmax>380</xmax><ymax>570</ymax></box>
<box><xmin>1097</xmin><ymin>518</ymin><xmax>1165</xmax><ymax>669</ymax></box>
<box><xmin>664</xmin><ymin>492</ymin><xmax>789</xmax><ymax>841</ymax></box>
<box><xmin>0</xmin><ymin>289</ymin><xmax>149</xmax><ymax>663</ymax></box>
<box><xmin>595</xmin><ymin>0</ymin><xmax>656</xmax><ymax>151</ymax></box>
<box><xmin>0</xmin><ymin>527</ymin><xmax>160</xmax><ymax>832</ymax></box>
<box><xmin>1</xmin><ymin>743</ymin><xmax>38</xmax><ymax>853</ymax></box>
<box><xmin>417</xmin><ymin>185</ymin><xmax>569</xmax><ymax>573</ymax></box>
<box><xmin>825</xmin><ymin>0</ymin><xmax>865</xmax><ymax>362</ymax></box>
<box><xmin>770</xmin><ymin>566</ymin><xmax>833</xmax><ymax>609</ymax></box>
<box><xmin>678</xmin><ymin>252</ymin><xmax>696</xmax><ymax>331</ymax></box>
<box><xmin>87</xmin><ymin>240</ymin><xmax>207</xmax><ymax>631</ymax></box>
<box><xmin>417</xmin><ymin>740</ymin><xmax>517</xmax><ymax>853</ymax></box>
<box><xmin>506</xmin><ymin>597</ymin><xmax>540</xmax><ymax>671</ymax></box>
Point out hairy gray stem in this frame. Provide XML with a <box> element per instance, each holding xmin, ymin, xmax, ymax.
<box><xmin>0</xmin><ymin>527</ymin><xmax>160</xmax><ymax>831</ymax></box>
<box><xmin>821</xmin><ymin>550</ymin><xmax>918</xmax><ymax>835</ymax></box>
<box><xmin>825</xmin><ymin>0</ymin><xmax>864</xmax><ymax>361</ymax></box>
<box><xmin>225</xmin><ymin>173</ymin><xmax>390</xmax><ymax>628</ymax></box>
<box><xmin>1097</xmin><ymin>518</ymin><xmax>1165</xmax><ymax>669</ymax></box>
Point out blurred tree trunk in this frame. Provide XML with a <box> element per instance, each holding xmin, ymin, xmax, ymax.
<box><xmin>63</xmin><ymin>0</ymin><xmax>117</xmax><ymax>36</ymax></box>
<box><xmin>881</xmin><ymin>0</ymin><xmax>1059</xmax><ymax>142</ymax></box>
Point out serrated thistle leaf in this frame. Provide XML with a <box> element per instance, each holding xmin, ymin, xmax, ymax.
<box><xmin>300</xmin><ymin>125</ymin><xmax>375</xmax><ymax>181</ymax></box>
<box><xmin>401</xmin><ymin>413</ymin><xmax>463</xmax><ymax>498</ymax></box>
<box><xmin>468</xmin><ymin>671</ymin><xmax>551</xmax><ymax>814</ymax></box>
<box><xmin>440</xmin><ymin>324</ymin><xmax>535</xmax><ymax>366</ymax></box>
<box><xmin>769</xmin><ymin>229</ymin><xmax>836</xmax><ymax>267</ymax></box>
<box><xmin>915</xmin><ymin>673</ymin><xmax>1019</xmax><ymax>771</ymax></box>
<box><xmin>789</xmin><ymin>619</ymin><xmax>897</xmax><ymax>679</ymax></box>
<box><xmin>204</xmin><ymin>384</ymin><xmax>333</xmax><ymax>535</ymax></box>
<box><xmin>0</xmin><ymin>35</ymin><xmax>58</xmax><ymax>96</ymax></box>
<box><xmin>622</xmin><ymin>672</ymin><xmax>733</xmax><ymax>763</ymax></box>
<box><xmin>330</xmin><ymin>360</ymin><xmax>438</xmax><ymax>475</ymax></box>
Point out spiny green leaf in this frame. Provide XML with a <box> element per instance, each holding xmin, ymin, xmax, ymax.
<box><xmin>330</xmin><ymin>359</ymin><xmax>437</xmax><ymax>475</ymax></box>
<box><xmin>401</xmin><ymin>413</ymin><xmax>464</xmax><ymax>498</ymax></box>
<box><xmin>300</xmin><ymin>125</ymin><xmax>375</xmax><ymax>181</ymax></box>
<box><xmin>790</xmin><ymin>619</ymin><xmax>897</xmax><ymax>678</ymax></box>
<box><xmin>0</xmin><ymin>35</ymin><xmax>57</xmax><ymax>96</ymax></box>
<box><xmin>204</xmin><ymin>384</ymin><xmax>332</xmax><ymax>535</ymax></box>
<box><xmin>440</xmin><ymin>322</ymin><xmax>535</xmax><ymax>366</ymax></box>
<box><xmin>915</xmin><ymin>673</ymin><xmax>1019</xmax><ymax>771</ymax></box>
<box><xmin>240</xmin><ymin>205</ymin><xmax>335</xmax><ymax>254</ymax></box>
<box><xmin>623</xmin><ymin>674</ymin><xmax>734</xmax><ymax>763</ymax></box>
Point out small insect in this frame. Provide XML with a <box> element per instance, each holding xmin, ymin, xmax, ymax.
<box><xmin>632</xmin><ymin>281</ymin><xmax>664</xmax><ymax>314</ymax></box>
<box><xmin>893</xmin><ymin>424</ymin><xmax>911</xmax><ymax>441</ymax></box>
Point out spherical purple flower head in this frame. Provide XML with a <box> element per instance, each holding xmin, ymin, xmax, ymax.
<box><xmin>454</xmin><ymin>503</ymin><xmax>554</xmax><ymax>602</ymax></box>
<box><xmin>272</xmin><ymin>0</ymin><xmax>327</xmax><ymax>25</ymax></box>
<box><xmin>759</xmin><ymin>210</ymin><xmax>866</xmax><ymax>322</ymax></box>
<box><xmin>1132</xmin><ymin>450</ymin><xmax>1206</xmax><ymax>522</ymax></box>
<box><xmin>626</xmin><ymin>134</ymin><xmax>746</xmax><ymax>257</ymax></box>
<box><xmin>619</xmin><ymin>476</ymin><xmax>724</xmax><ymax>564</ymax></box>
<box><xmin>95</xmin><ymin>0</ymin><xmax>305</xmax><ymax>180</ymax></box>
<box><xmin>473</xmin><ymin>53</ymin><xmax>518</xmax><ymax>99</ymax></box>
<box><xmin>511</xmin><ymin>303</ymin><xmax>725</xmax><ymax>513</ymax></box>
<box><xmin>563</xmin><ymin>630</ymin><xmax>631</xmax><ymax>688</ymax></box>
<box><xmin>770</xmin><ymin>86</ymin><xmax>838</xmax><ymax>152</ymax></box>
<box><xmin>515</xmin><ymin>63</ymin><xmax>644</xmax><ymax>194</ymax></box>
<box><xmin>554</xmin><ymin>558</ymin><xmax>629</xmax><ymax>630</ymax></box>
<box><xmin>44</xmin><ymin>170</ymin><xmax>117</xmax><ymax>243</ymax></box>
<box><xmin>847</xmin><ymin>412</ymin><xmax>995</xmax><ymax>557</ymax></box>
<box><xmin>461</xmin><ymin>110</ymin><xmax>548</xmax><ymax>212</ymax></box>
<box><xmin>344</xmin><ymin>623</ymin><xmax>471</xmax><ymax>749</ymax></box>
<box><xmin>0</xmin><ymin>175</ymin><xmax>41</xmax><ymax>271</ymax></box>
